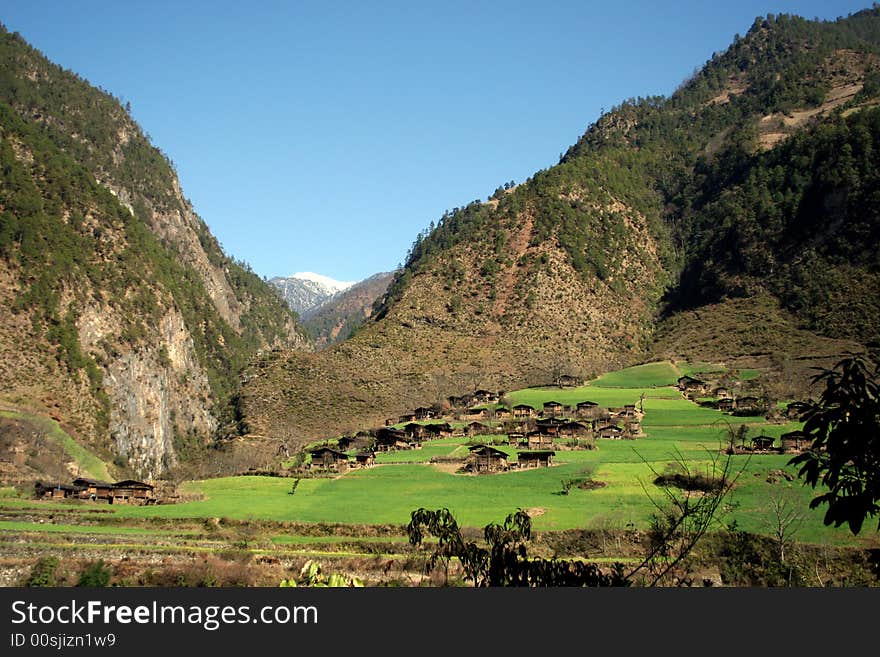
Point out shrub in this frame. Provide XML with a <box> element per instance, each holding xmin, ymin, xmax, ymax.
<box><xmin>25</xmin><ymin>556</ymin><xmax>60</xmax><ymax>587</ymax></box>
<box><xmin>77</xmin><ymin>560</ymin><xmax>113</xmax><ymax>587</ymax></box>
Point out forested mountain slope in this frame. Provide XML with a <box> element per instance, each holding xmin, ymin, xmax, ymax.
<box><xmin>241</xmin><ymin>10</ymin><xmax>880</xmax><ymax>447</ymax></box>
<box><xmin>0</xmin><ymin>26</ymin><xmax>309</xmax><ymax>479</ymax></box>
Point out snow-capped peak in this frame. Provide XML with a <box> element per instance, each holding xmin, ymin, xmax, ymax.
<box><xmin>290</xmin><ymin>272</ymin><xmax>355</xmax><ymax>294</ymax></box>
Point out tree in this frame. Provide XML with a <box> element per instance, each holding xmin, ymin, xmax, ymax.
<box><xmin>788</xmin><ymin>355</ymin><xmax>880</xmax><ymax>534</ymax></box>
<box><xmin>407</xmin><ymin>508</ymin><xmax>628</xmax><ymax>587</ymax></box>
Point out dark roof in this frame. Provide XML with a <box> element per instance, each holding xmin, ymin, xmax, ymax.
<box><xmin>467</xmin><ymin>444</ymin><xmax>508</xmax><ymax>458</ymax></box>
<box><xmin>377</xmin><ymin>427</ymin><xmax>407</xmax><ymax>439</ymax></box>
<box><xmin>72</xmin><ymin>478</ymin><xmax>113</xmax><ymax>487</ymax></box>
<box><xmin>425</xmin><ymin>422</ymin><xmax>453</xmax><ymax>431</ymax></box>
<box><xmin>517</xmin><ymin>450</ymin><xmax>556</xmax><ymax>457</ymax></box>
<box><xmin>677</xmin><ymin>375</ymin><xmax>705</xmax><ymax>384</ymax></box>
<box><xmin>536</xmin><ymin>417</ymin><xmax>567</xmax><ymax>426</ymax></box>
<box><xmin>35</xmin><ymin>482</ymin><xmax>85</xmax><ymax>492</ymax></box>
<box><xmin>576</xmin><ymin>400</ymin><xmax>598</xmax><ymax>407</ymax></box>
<box><xmin>309</xmin><ymin>446</ymin><xmax>350</xmax><ymax>459</ymax></box>
<box><xmin>597</xmin><ymin>424</ymin><xmax>623</xmax><ymax>432</ymax></box>
<box><xmin>112</xmin><ymin>480</ymin><xmax>154</xmax><ymax>490</ymax></box>
<box><xmin>781</xmin><ymin>430</ymin><xmax>807</xmax><ymax>439</ymax></box>
<box><xmin>513</xmin><ymin>404</ymin><xmax>535</xmax><ymax>410</ymax></box>
<box><xmin>543</xmin><ymin>400</ymin><xmax>563</xmax><ymax>406</ymax></box>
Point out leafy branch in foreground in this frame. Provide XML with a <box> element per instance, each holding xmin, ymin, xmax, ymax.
<box><xmin>407</xmin><ymin>508</ymin><xmax>628</xmax><ymax>587</ymax></box>
<box><xmin>788</xmin><ymin>354</ymin><xmax>880</xmax><ymax>534</ymax></box>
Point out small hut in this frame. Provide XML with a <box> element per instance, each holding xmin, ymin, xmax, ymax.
<box><xmin>517</xmin><ymin>450</ymin><xmax>555</xmax><ymax>468</ymax></box>
<box><xmin>308</xmin><ymin>447</ymin><xmax>350</xmax><ymax>470</ymax></box>
<box><xmin>542</xmin><ymin>401</ymin><xmax>564</xmax><ymax>417</ymax></box>
<box><xmin>513</xmin><ymin>404</ymin><xmax>537</xmax><ymax>418</ymax></box>
<box><xmin>467</xmin><ymin>445</ymin><xmax>509</xmax><ymax>473</ymax></box>
<box><xmin>780</xmin><ymin>430</ymin><xmax>810</xmax><ymax>453</ymax></box>
<box><xmin>751</xmin><ymin>435</ymin><xmax>775</xmax><ymax>451</ymax></box>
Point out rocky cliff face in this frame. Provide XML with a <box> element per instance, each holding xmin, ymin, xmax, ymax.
<box><xmin>0</xmin><ymin>26</ymin><xmax>310</xmax><ymax>479</ymax></box>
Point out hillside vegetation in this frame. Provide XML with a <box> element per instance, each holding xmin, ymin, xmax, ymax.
<box><xmin>0</xmin><ymin>25</ymin><xmax>309</xmax><ymax>478</ymax></box>
<box><xmin>242</xmin><ymin>10</ymin><xmax>880</xmax><ymax>449</ymax></box>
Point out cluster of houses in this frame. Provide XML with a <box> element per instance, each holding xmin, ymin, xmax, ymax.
<box><xmin>34</xmin><ymin>477</ymin><xmax>156</xmax><ymax>505</ymax></box>
<box><xmin>302</xmin><ymin>390</ymin><xmax>646</xmax><ymax>475</ymax></box>
<box><xmin>675</xmin><ymin>375</ymin><xmax>768</xmax><ymax>416</ymax></box>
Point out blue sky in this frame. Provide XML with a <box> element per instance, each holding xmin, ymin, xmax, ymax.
<box><xmin>1</xmin><ymin>1</ymin><xmax>871</xmax><ymax>282</ymax></box>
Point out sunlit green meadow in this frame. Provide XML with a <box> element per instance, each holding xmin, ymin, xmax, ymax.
<box><xmin>2</xmin><ymin>362</ymin><xmax>866</xmax><ymax>547</ymax></box>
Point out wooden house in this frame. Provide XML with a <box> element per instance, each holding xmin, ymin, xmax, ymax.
<box><xmin>783</xmin><ymin>403</ymin><xmax>806</xmax><ymax>420</ymax></box>
<box><xmin>751</xmin><ymin>436</ymin><xmax>775</xmax><ymax>451</ymax></box>
<box><xmin>414</xmin><ymin>407</ymin><xmax>437</xmax><ymax>420</ymax></box>
<box><xmin>374</xmin><ymin>427</ymin><xmax>410</xmax><ymax>451</ymax></box>
<box><xmin>464</xmin><ymin>407</ymin><xmax>489</xmax><ymax>420</ymax></box>
<box><xmin>513</xmin><ymin>404</ymin><xmax>537</xmax><ymax>418</ymax></box>
<box><xmin>517</xmin><ymin>450</ymin><xmax>555</xmax><ymax>468</ymax></box>
<box><xmin>623</xmin><ymin>421</ymin><xmax>642</xmax><ymax>438</ymax></box>
<box><xmin>713</xmin><ymin>387</ymin><xmax>732</xmax><ymax>399</ymax></box>
<box><xmin>596</xmin><ymin>424</ymin><xmax>625</xmax><ymax>440</ymax></box>
<box><xmin>507</xmin><ymin>431</ymin><xmax>526</xmax><ymax>447</ymax></box>
<box><xmin>467</xmin><ymin>444</ymin><xmax>509</xmax><ymax>473</ymax></box>
<box><xmin>73</xmin><ymin>478</ymin><xmax>115</xmax><ymax>501</ymax></box>
<box><xmin>398</xmin><ymin>413</ymin><xmax>417</xmax><ymax>424</ymax></box>
<box><xmin>424</xmin><ymin>422</ymin><xmax>454</xmax><ymax>438</ymax></box>
<box><xmin>527</xmin><ymin>432</ymin><xmax>554</xmax><ymax>450</ymax></box>
<box><xmin>780</xmin><ymin>430</ymin><xmax>810</xmax><ymax>452</ymax></box>
<box><xmin>542</xmin><ymin>401</ymin><xmax>564</xmax><ymax>417</ymax></box>
<box><xmin>734</xmin><ymin>396</ymin><xmax>764</xmax><ymax>416</ymax></box>
<box><xmin>536</xmin><ymin>416</ymin><xmax>567</xmax><ymax>431</ymax></box>
<box><xmin>558</xmin><ymin>421</ymin><xmax>591</xmax><ymax>438</ymax></box>
<box><xmin>473</xmin><ymin>390</ymin><xmax>499</xmax><ymax>404</ymax></box>
<box><xmin>404</xmin><ymin>423</ymin><xmax>427</xmax><ymax>440</ymax></box>
<box><xmin>308</xmin><ymin>447</ymin><xmax>350</xmax><ymax>470</ymax></box>
<box><xmin>676</xmin><ymin>376</ymin><xmax>707</xmax><ymax>395</ymax></box>
<box><xmin>109</xmin><ymin>480</ymin><xmax>156</xmax><ymax>505</ymax></box>
<box><xmin>447</xmin><ymin>395</ymin><xmax>473</xmax><ymax>409</ymax></box>
<box><xmin>466</xmin><ymin>421</ymin><xmax>491</xmax><ymax>436</ymax></box>
<box><xmin>494</xmin><ymin>407</ymin><xmax>512</xmax><ymax>420</ymax></box>
<box><xmin>576</xmin><ymin>401</ymin><xmax>600</xmax><ymax>418</ymax></box>
<box><xmin>34</xmin><ymin>482</ymin><xmax>84</xmax><ymax>500</ymax></box>
<box><xmin>717</xmin><ymin>398</ymin><xmax>735</xmax><ymax>412</ymax></box>
<box><xmin>355</xmin><ymin>451</ymin><xmax>376</xmax><ymax>468</ymax></box>
<box><xmin>557</xmin><ymin>375</ymin><xmax>582</xmax><ymax>388</ymax></box>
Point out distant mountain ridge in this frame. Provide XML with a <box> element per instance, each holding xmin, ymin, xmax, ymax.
<box><xmin>269</xmin><ymin>272</ymin><xmax>355</xmax><ymax>316</ymax></box>
<box><xmin>269</xmin><ymin>271</ymin><xmax>394</xmax><ymax>347</ymax></box>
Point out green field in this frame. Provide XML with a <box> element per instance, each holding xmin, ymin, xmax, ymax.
<box><xmin>0</xmin><ymin>410</ymin><xmax>113</xmax><ymax>481</ymax></box>
<box><xmin>0</xmin><ymin>365</ymin><xmax>868</xmax><ymax>549</ymax></box>
<box><xmin>590</xmin><ymin>361</ymin><xmax>682</xmax><ymax>388</ymax></box>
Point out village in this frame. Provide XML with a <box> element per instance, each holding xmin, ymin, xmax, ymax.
<box><xmin>33</xmin><ymin>477</ymin><xmax>156</xmax><ymax>505</ymax></box>
<box><xmin>301</xmin><ymin>372</ymin><xmax>812</xmax><ymax>476</ymax></box>
<box><xmin>299</xmin><ymin>387</ymin><xmax>648</xmax><ymax>476</ymax></box>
